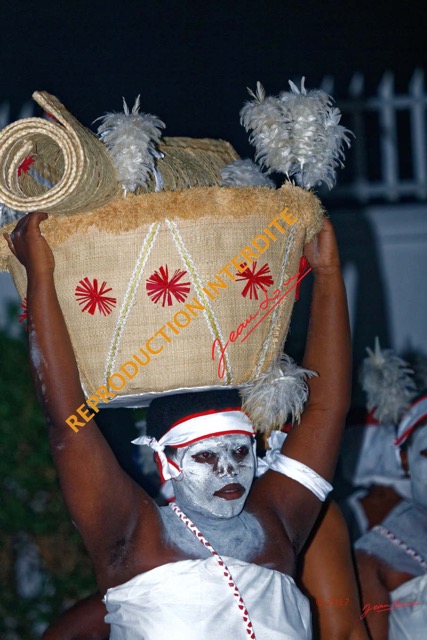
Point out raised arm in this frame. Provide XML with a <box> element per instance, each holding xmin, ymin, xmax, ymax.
<box><xmin>4</xmin><ymin>213</ymin><xmax>158</xmax><ymax>587</ymax></box>
<box><xmin>283</xmin><ymin>217</ymin><xmax>351</xmax><ymax>476</ymax></box>
<box><xmin>252</xmin><ymin>218</ymin><xmax>351</xmax><ymax>547</ymax></box>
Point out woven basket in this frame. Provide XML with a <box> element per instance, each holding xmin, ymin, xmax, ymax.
<box><xmin>0</xmin><ymin>92</ymin><xmax>239</xmax><ymax>214</ymax></box>
<box><xmin>143</xmin><ymin>137</ymin><xmax>240</xmax><ymax>191</ymax></box>
<box><xmin>0</xmin><ymin>93</ymin><xmax>324</xmax><ymax>407</ymax></box>
<box><xmin>3</xmin><ymin>185</ymin><xmax>322</xmax><ymax>406</ymax></box>
<box><xmin>0</xmin><ymin>92</ymin><xmax>120</xmax><ymax>215</ymax></box>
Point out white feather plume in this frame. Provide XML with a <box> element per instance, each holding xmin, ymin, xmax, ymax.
<box><xmin>240</xmin><ymin>354</ymin><xmax>317</xmax><ymax>433</ymax></box>
<box><xmin>97</xmin><ymin>96</ymin><xmax>165</xmax><ymax>194</ymax></box>
<box><xmin>220</xmin><ymin>159</ymin><xmax>275</xmax><ymax>187</ymax></box>
<box><xmin>360</xmin><ymin>337</ymin><xmax>417</xmax><ymax>425</ymax></box>
<box><xmin>240</xmin><ymin>78</ymin><xmax>352</xmax><ymax>190</ymax></box>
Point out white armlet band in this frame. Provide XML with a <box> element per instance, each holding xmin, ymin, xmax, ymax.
<box><xmin>265</xmin><ymin>450</ymin><xmax>333</xmax><ymax>501</ymax></box>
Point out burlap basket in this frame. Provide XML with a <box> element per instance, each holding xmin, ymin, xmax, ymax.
<box><xmin>0</xmin><ymin>94</ymin><xmax>324</xmax><ymax>407</ymax></box>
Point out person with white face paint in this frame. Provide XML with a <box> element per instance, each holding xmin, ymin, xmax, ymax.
<box><xmin>171</xmin><ymin>434</ymin><xmax>255</xmax><ymax>518</ymax></box>
<box><xmin>6</xmin><ymin>214</ymin><xmax>351</xmax><ymax>639</ymax></box>
<box><xmin>356</xmin><ymin>392</ymin><xmax>427</xmax><ymax>640</ymax></box>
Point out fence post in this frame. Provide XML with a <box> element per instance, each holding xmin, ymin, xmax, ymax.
<box><xmin>348</xmin><ymin>73</ymin><xmax>368</xmax><ymax>202</ymax></box>
<box><xmin>0</xmin><ymin>101</ymin><xmax>34</xmax><ymax>131</ymax></box>
<box><xmin>0</xmin><ymin>102</ymin><xmax>10</xmax><ymax>131</ymax></box>
<box><xmin>409</xmin><ymin>69</ymin><xmax>427</xmax><ymax>199</ymax></box>
<box><xmin>378</xmin><ymin>72</ymin><xmax>399</xmax><ymax>201</ymax></box>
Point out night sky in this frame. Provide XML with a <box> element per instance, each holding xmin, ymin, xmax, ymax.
<box><xmin>1</xmin><ymin>0</ymin><xmax>426</xmax><ymax>154</ymax></box>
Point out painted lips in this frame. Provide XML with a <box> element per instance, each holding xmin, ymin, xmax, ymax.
<box><xmin>213</xmin><ymin>483</ymin><xmax>246</xmax><ymax>500</ymax></box>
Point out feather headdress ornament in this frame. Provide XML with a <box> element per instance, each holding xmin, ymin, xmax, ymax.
<box><xmin>240</xmin><ymin>78</ymin><xmax>352</xmax><ymax>190</ymax></box>
<box><xmin>97</xmin><ymin>96</ymin><xmax>165</xmax><ymax>194</ymax></box>
<box><xmin>240</xmin><ymin>354</ymin><xmax>317</xmax><ymax>433</ymax></box>
<box><xmin>360</xmin><ymin>337</ymin><xmax>417</xmax><ymax>425</ymax></box>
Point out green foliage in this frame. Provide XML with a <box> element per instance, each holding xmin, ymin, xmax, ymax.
<box><xmin>0</xmin><ymin>307</ymin><xmax>96</xmax><ymax>639</ymax></box>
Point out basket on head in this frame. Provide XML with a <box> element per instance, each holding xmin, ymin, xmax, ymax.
<box><xmin>0</xmin><ymin>92</ymin><xmax>324</xmax><ymax>412</ymax></box>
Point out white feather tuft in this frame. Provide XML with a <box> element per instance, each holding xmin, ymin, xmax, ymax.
<box><xmin>220</xmin><ymin>159</ymin><xmax>275</xmax><ymax>187</ymax></box>
<box><xmin>97</xmin><ymin>96</ymin><xmax>165</xmax><ymax>194</ymax></box>
<box><xmin>360</xmin><ymin>337</ymin><xmax>417</xmax><ymax>425</ymax></box>
<box><xmin>240</xmin><ymin>78</ymin><xmax>352</xmax><ymax>190</ymax></box>
<box><xmin>240</xmin><ymin>354</ymin><xmax>317</xmax><ymax>433</ymax></box>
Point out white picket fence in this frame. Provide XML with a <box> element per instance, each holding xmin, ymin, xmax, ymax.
<box><xmin>0</xmin><ymin>101</ymin><xmax>34</xmax><ymax>131</ymax></box>
<box><xmin>321</xmin><ymin>69</ymin><xmax>427</xmax><ymax>202</ymax></box>
<box><xmin>1</xmin><ymin>70</ymin><xmax>427</xmax><ymax>203</ymax></box>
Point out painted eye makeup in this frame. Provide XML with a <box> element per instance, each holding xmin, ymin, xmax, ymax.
<box><xmin>233</xmin><ymin>445</ymin><xmax>249</xmax><ymax>461</ymax></box>
<box><xmin>191</xmin><ymin>450</ymin><xmax>217</xmax><ymax>463</ymax></box>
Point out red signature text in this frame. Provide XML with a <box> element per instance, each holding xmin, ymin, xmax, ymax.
<box><xmin>316</xmin><ymin>597</ymin><xmax>350</xmax><ymax>607</ymax></box>
<box><xmin>360</xmin><ymin>598</ymin><xmax>422</xmax><ymax>620</ymax></box>
<box><xmin>211</xmin><ymin>266</ymin><xmax>312</xmax><ymax>379</ymax></box>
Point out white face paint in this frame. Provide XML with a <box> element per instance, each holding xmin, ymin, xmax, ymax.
<box><xmin>172</xmin><ymin>434</ymin><xmax>255</xmax><ymax>519</ymax></box>
<box><xmin>407</xmin><ymin>425</ymin><xmax>427</xmax><ymax>509</ymax></box>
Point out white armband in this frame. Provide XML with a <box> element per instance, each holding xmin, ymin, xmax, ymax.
<box><xmin>257</xmin><ymin>445</ymin><xmax>333</xmax><ymax>501</ymax></box>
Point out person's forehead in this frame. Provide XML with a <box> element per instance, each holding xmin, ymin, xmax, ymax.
<box><xmin>187</xmin><ymin>434</ymin><xmax>252</xmax><ymax>453</ymax></box>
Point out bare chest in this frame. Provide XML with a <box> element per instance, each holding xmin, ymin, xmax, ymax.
<box><xmin>158</xmin><ymin>505</ymin><xmax>296</xmax><ymax>573</ymax></box>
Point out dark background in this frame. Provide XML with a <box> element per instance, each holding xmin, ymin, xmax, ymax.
<box><xmin>1</xmin><ymin>0</ymin><xmax>426</xmax><ymax>151</ymax></box>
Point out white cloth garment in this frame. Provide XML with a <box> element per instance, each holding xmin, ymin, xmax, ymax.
<box><xmin>389</xmin><ymin>574</ymin><xmax>427</xmax><ymax>640</ymax></box>
<box><xmin>104</xmin><ymin>556</ymin><xmax>312</xmax><ymax>639</ymax></box>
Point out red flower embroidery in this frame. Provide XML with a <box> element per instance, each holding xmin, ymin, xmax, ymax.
<box><xmin>75</xmin><ymin>277</ymin><xmax>117</xmax><ymax>315</ymax></box>
<box><xmin>18</xmin><ymin>297</ymin><xmax>28</xmax><ymax>330</ymax></box>
<box><xmin>236</xmin><ymin>262</ymin><xmax>274</xmax><ymax>300</ymax></box>
<box><xmin>17</xmin><ymin>156</ymin><xmax>34</xmax><ymax>176</ymax></box>
<box><xmin>146</xmin><ymin>265</ymin><xmax>191</xmax><ymax>307</ymax></box>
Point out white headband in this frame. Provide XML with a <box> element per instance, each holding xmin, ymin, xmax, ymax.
<box><xmin>132</xmin><ymin>410</ymin><xmax>255</xmax><ymax>482</ymax></box>
<box><xmin>395</xmin><ymin>396</ymin><xmax>427</xmax><ymax>447</ymax></box>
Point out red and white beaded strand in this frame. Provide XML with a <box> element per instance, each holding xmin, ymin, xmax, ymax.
<box><xmin>373</xmin><ymin>525</ymin><xmax>427</xmax><ymax>572</ymax></box>
<box><xmin>169</xmin><ymin>502</ymin><xmax>256</xmax><ymax>639</ymax></box>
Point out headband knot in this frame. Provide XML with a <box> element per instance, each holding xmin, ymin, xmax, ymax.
<box><xmin>132</xmin><ymin>434</ymin><xmax>182</xmax><ymax>482</ymax></box>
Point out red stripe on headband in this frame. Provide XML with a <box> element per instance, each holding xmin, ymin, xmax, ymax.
<box><xmin>395</xmin><ymin>415</ymin><xmax>427</xmax><ymax>447</ymax></box>
<box><xmin>155</xmin><ymin>453</ymin><xmax>181</xmax><ymax>484</ymax></box>
<box><xmin>395</xmin><ymin>395</ymin><xmax>427</xmax><ymax>446</ymax></box>
<box><xmin>165</xmin><ymin>406</ymin><xmax>243</xmax><ymax>434</ymax></box>
<box><xmin>169</xmin><ymin>429</ymin><xmax>254</xmax><ymax>449</ymax></box>
<box><xmin>366</xmin><ymin>409</ymin><xmax>380</xmax><ymax>426</ymax></box>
